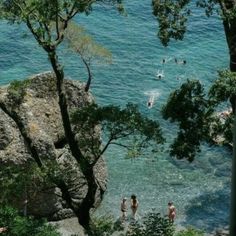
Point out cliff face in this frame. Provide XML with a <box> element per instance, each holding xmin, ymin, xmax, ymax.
<box><xmin>0</xmin><ymin>72</ymin><xmax>107</xmax><ymax>220</ymax></box>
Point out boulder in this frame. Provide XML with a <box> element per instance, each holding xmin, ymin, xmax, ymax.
<box><xmin>0</xmin><ymin>72</ymin><xmax>107</xmax><ymax>220</ymax></box>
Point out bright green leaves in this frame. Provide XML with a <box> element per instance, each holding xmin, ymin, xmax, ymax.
<box><xmin>65</xmin><ymin>23</ymin><xmax>112</xmax><ymax>64</ymax></box>
<box><xmin>152</xmin><ymin>0</ymin><xmax>190</xmax><ymax>46</ymax></box>
<box><xmin>71</xmin><ymin>103</ymin><xmax>164</xmax><ymax>159</ymax></box>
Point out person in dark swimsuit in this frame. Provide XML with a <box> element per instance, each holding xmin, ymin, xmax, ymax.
<box><xmin>120</xmin><ymin>197</ymin><xmax>128</xmax><ymax>221</ymax></box>
<box><xmin>130</xmin><ymin>194</ymin><xmax>139</xmax><ymax>219</ymax></box>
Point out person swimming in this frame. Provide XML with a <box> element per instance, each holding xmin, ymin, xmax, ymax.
<box><xmin>147</xmin><ymin>95</ymin><xmax>155</xmax><ymax>108</ymax></box>
<box><xmin>175</xmin><ymin>58</ymin><xmax>186</xmax><ymax>65</ymax></box>
<box><xmin>156</xmin><ymin>70</ymin><xmax>164</xmax><ymax>79</ymax></box>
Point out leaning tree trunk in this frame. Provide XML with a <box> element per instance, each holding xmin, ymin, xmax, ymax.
<box><xmin>226</xmin><ymin>16</ymin><xmax>236</xmax><ymax>235</ymax></box>
<box><xmin>48</xmin><ymin>49</ymin><xmax>99</xmax><ymax>231</ymax></box>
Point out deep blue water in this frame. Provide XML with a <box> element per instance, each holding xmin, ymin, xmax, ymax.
<box><xmin>0</xmin><ymin>1</ymin><xmax>231</xmax><ymax>233</ymax></box>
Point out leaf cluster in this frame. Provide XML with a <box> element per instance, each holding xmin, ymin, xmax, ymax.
<box><xmin>152</xmin><ymin>0</ymin><xmax>190</xmax><ymax>46</ymax></box>
<box><xmin>162</xmin><ymin>79</ymin><xmax>216</xmax><ymax>161</ymax></box>
<box><xmin>176</xmin><ymin>227</ymin><xmax>204</xmax><ymax>236</ymax></box>
<box><xmin>71</xmin><ymin>103</ymin><xmax>164</xmax><ymax>159</ymax></box>
<box><xmin>0</xmin><ymin>0</ymin><xmax>124</xmax><ymax>47</ymax></box>
<box><xmin>7</xmin><ymin>79</ymin><xmax>31</xmax><ymax>106</ymax></box>
<box><xmin>89</xmin><ymin>215</ymin><xmax>116</xmax><ymax>236</ymax></box>
<box><xmin>126</xmin><ymin>212</ymin><xmax>174</xmax><ymax>236</ymax></box>
<box><xmin>162</xmin><ymin>70</ymin><xmax>236</xmax><ymax>161</ymax></box>
<box><xmin>0</xmin><ymin>205</ymin><xmax>60</xmax><ymax>236</ymax></box>
<box><xmin>65</xmin><ymin>22</ymin><xmax>112</xmax><ymax>65</ymax></box>
<box><xmin>152</xmin><ymin>0</ymin><xmax>236</xmax><ymax>46</ymax></box>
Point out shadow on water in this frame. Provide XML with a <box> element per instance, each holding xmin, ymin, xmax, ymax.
<box><xmin>182</xmin><ymin>185</ymin><xmax>230</xmax><ymax>233</ymax></box>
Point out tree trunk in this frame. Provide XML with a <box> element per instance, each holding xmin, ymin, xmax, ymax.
<box><xmin>48</xmin><ymin>49</ymin><xmax>99</xmax><ymax>230</ymax></box>
<box><xmin>229</xmin><ymin>48</ymin><xmax>236</xmax><ymax>236</ymax></box>
<box><xmin>83</xmin><ymin>58</ymin><xmax>92</xmax><ymax>92</ymax></box>
<box><xmin>228</xmin><ymin>29</ymin><xmax>236</xmax><ymax>236</ymax></box>
<box><xmin>230</xmin><ymin>107</ymin><xmax>236</xmax><ymax>236</ymax></box>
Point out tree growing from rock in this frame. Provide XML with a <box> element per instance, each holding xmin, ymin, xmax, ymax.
<box><xmin>0</xmin><ymin>1</ymin><xmax>164</xmax><ymax>233</ymax></box>
<box><xmin>152</xmin><ymin>0</ymin><xmax>236</xmax><ymax>234</ymax></box>
<box><xmin>0</xmin><ymin>0</ymin><xmax>123</xmax><ymax>231</ymax></box>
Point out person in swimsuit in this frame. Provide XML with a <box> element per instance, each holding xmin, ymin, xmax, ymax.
<box><xmin>130</xmin><ymin>194</ymin><xmax>139</xmax><ymax>219</ymax></box>
<box><xmin>0</xmin><ymin>227</ymin><xmax>7</xmax><ymax>233</ymax></box>
<box><xmin>120</xmin><ymin>197</ymin><xmax>128</xmax><ymax>221</ymax></box>
<box><xmin>168</xmin><ymin>202</ymin><xmax>176</xmax><ymax>223</ymax></box>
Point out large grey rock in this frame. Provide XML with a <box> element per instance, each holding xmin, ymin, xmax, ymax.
<box><xmin>0</xmin><ymin>72</ymin><xmax>107</xmax><ymax>220</ymax></box>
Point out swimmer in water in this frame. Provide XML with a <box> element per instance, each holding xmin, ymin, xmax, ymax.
<box><xmin>147</xmin><ymin>95</ymin><xmax>155</xmax><ymax>108</ymax></box>
<box><xmin>156</xmin><ymin>70</ymin><xmax>164</xmax><ymax>79</ymax></box>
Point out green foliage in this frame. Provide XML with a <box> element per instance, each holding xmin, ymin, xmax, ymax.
<box><xmin>7</xmin><ymin>79</ymin><xmax>31</xmax><ymax>105</ymax></box>
<box><xmin>126</xmin><ymin>212</ymin><xmax>174</xmax><ymax>236</ymax></box>
<box><xmin>152</xmin><ymin>0</ymin><xmax>236</xmax><ymax>46</ymax></box>
<box><xmin>162</xmin><ymin>80</ymin><xmax>216</xmax><ymax>161</ymax></box>
<box><xmin>152</xmin><ymin>0</ymin><xmax>190</xmax><ymax>46</ymax></box>
<box><xmin>209</xmin><ymin>70</ymin><xmax>236</xmax><ymax>104</ymax></box>
<box><xmin>71</xmin><ymin>103</ymin><xmax>164</xmax><ymax>159</ymax></box>
<box><xmin>89</xmin><ymin>215</ymin><xmax>116</xmax><ymax>236</ymax></box>
<box><xmin>0</xmin><ymin>161</ymin><xmax>61</xmax><ymax>209</ymax></box>
<box><xmin>0</xmin><ymin>0</ymin><xmax>123</xmax><ymax>48</ymax></box>
<box><xmin>162</xmin><ymin>70</ymin><xmax>236</xmax><ymax>161</ymax></box>
<box><xmin>0</xmin><ymin>205</ymin><xmax>60</xmax><ymax>236</ymax></box>
<box><xmin>176</xmin><ymin>227</ymin><xmax>204</xmax><ymax>236</ymax></box>
<box><xmin>65</xmin><ymin>23</ymin><xmax>112</xmax><ymax>64</ymax></box>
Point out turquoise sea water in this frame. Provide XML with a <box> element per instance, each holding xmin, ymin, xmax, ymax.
<box><xmin>0</xmin><ymin>1</ymin><xmax>231</xmax><ymax>233</ymax></box>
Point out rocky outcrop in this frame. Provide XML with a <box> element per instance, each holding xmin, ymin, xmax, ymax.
<box><xmin>0</xmin><ymin>72</ymin><xmax>107</xmax><ymax>220</ymax></box>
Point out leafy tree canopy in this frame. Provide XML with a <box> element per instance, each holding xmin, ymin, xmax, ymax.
<box><xmin>162</xmin><ymin>71</ymin><xmax>236</xmax><ymax>161</ymax></box>
<box><xmin>71</xmin><ymin>103</ymin><xmax>165</xmax><ymax>160</ymax></box>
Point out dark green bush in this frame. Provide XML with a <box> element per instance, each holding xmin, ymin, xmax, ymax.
<box><xmin>175</xmin><ymin>227</ymin><xmax>204</xmax><ymax>236</ymax></box>
<box><xmin>126</xmin><ymin>212</ymin><xmax>174</xmax><ymax>236</ymax></box>
<box><xmin>89</xmin><ymin>215</ymin><xmax>116</xmax><ymax>236</ymax></box>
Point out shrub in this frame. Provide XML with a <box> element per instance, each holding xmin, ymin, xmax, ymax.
<box><xmin>175</xmin><ymin>227</ymin><xmax>204</xmax><ymax>236</ymax></box>
<box><xmin>0</xmin><ymin>205</ymin><xmax>60</xmax><ymax>236</ymax></box>
<box><xmin>89</xmin><ymin>215</ymin><xmax>116</xmax><ymax>236</ymax></box>
<box><xmin>126</xmin><ymin>212</ymin><xmax>174</xmax><ymax>236</ymax></box>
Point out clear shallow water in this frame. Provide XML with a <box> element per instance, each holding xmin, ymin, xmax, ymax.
<box><xmin>0</xmin><ymin>1</ymin><xmax>231</xmax><ymax>232</ymax></box>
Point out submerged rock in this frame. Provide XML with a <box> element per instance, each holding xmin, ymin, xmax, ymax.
<box><xmin>0</xmin><ymin>72</ymin><xmax>107</xmax><ymax>220</ymax></box>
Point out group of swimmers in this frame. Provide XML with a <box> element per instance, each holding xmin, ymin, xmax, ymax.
<box><xmin>120</xmin><ymin>195</ymin><xmax>176</xmax><ymax>223</ymax></box>
<box><xmin>156</xmin><ymin>58</ymin><xmax>186</xmax><ymax>80</ymax></box>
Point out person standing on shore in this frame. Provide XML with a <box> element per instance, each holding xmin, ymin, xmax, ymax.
<box><xmin>0</xmin><ymin>227</ymin><xmax>7</xmax><ymax>233</ymax></box>
<box><xmin>130</xmin><ymin>194</ymin><xmax>139</xmax><ymax>220</ymax></box>
<box><xmin>168</xmin><ymin>202</ymin><xmax>176</xmax><ymax>223</ymax></box>
<box><xmin>120</xmin><ymin>197</ymin><xmax>128</xmax><ymax>221</ymax></box>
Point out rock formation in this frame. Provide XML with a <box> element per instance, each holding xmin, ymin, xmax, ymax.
<box><xmin>0</xmin><ymin>72</ymin><xmax>107</xmax><ymax>220</ymax></box>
